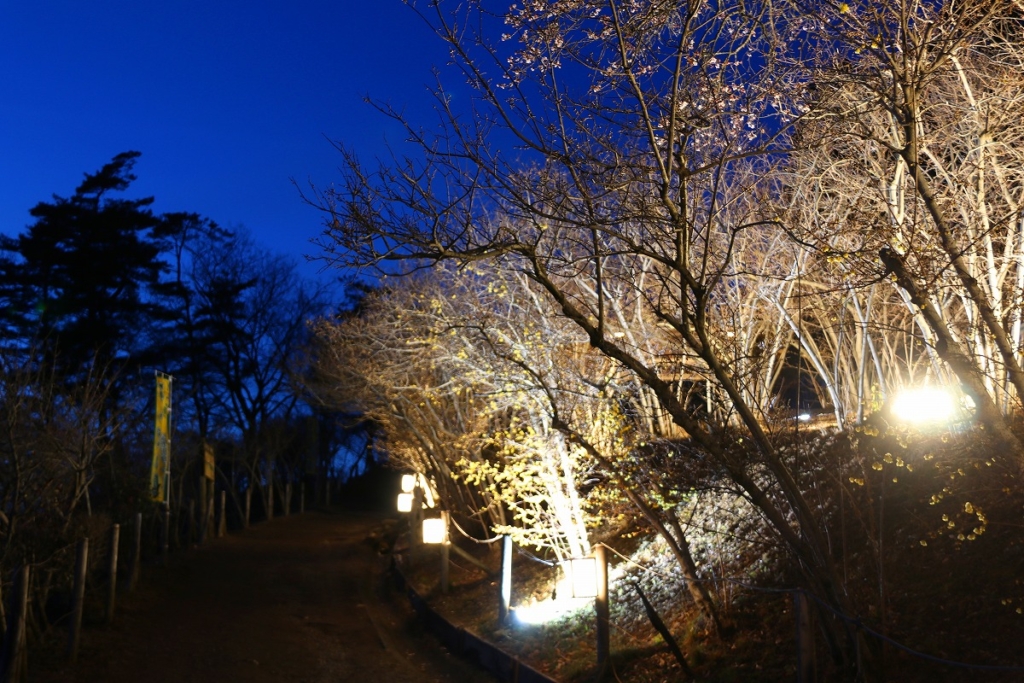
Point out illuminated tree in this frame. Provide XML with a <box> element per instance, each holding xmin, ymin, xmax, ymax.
<box><xmin>787</xmin><ymin>0</ymin><xmax>1024</xmax><ymax>446</ymax></box>
<box><xmin>309</xmin><ymin>0</ymin><xmax>874</xmax><ymax>660</ymax></box>
<box><xmin>308</xmin><ymin>273</ymin><xmax>511</xmax><ymax>533</ymax></box>
<box><xmin>309</xmin><ymin>267</ymin><xmax>594</xmax><ymax>556</ymax></box>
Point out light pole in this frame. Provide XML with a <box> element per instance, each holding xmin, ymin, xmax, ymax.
<box><xmin>422</xmin><ymin>512</ymin><xmax>450</xmax><ymax>593</ymax></box>
<box><xmin>564</xmin><ymin>548</ymin><xmax>609</xmax><ymax>673</ymax></box>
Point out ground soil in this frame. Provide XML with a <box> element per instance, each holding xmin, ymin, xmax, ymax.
<box><xmin>36</xmin><ymin>510</ymin><xmax>494</xmax><ymax>683</ymax></box>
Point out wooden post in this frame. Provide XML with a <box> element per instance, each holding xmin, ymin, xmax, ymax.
<box><xmin>206</xmin><ymin>496</ymin><xmax>215</xmax><ymax>539</ymax></box>
<box><xmin>107</xmin><ymin>524</ymin><xmax>120</xmax><ymax>623</ymax></box>
<box><xmin>267</xmin><ymin>481</ymin><xmax>274</xmax><ymax>520</ymax></box>
<box><xmin>0</xmin><ymin>565</ymin><xmax>29</xmax><ymax>683</ymax></box>
<box><xmin>595</xmin><ymin>544</ymin><xmax>610</xmax><ymax>676</ymax></box>
<box><xmin>499</xmin><ymin>535</ymin><xmax>512</xmax><ymax>625</ymax></box>
<box><xmin>161</xmin><ymin>503</ymin><xmax>170</xmax><ymax>564</ymax></box>
<box><xmin>284</xmin><ymin>482</ymin><xmax>292</xmax><ymax>517</ymax></box>
<box><xmin>204</xmin><ymin>475</ymin><xmax>212</xmax><ymax>532</ymax></box>
<box><xmin>244</xmin><ymin>487</ymin><xmax>251</xmax><ymax>528</ymax></box>
<box><xmin>172</xmin><ymin>499</ymin><xmax>180</xmax><ymax>550</ymax></box>
<box><xmin>199</xmin><ymin>491</ymin><xmax>207</xmax><ymax>540</ymax></box>
<box><xmin>0</xmin><ymin>576</ymin><xmax>5</xmax><ymax>643</ymax></box>
<box><xmin>68</xmin><ymin>538</ymin><xmax>88</xmax><ymax>661</ymax></box>
<box><xmin>199</xmin><ymin>491</ymin><xmax>208</xmax><ymax>544</ymax></box>
<box><xmin>412</xmin><ymin>487</ymin><xmax>423</xmax><ymax>548</ymax></box>
<box><xmin>300</xmin><ymin>482</ymin><xmax>305</xmax><ymax>514</ymax></box>
<box><xmin>218</xmin><ymin>490</ymin><xmax>227</xmax><ymax>537</ymax></box>
<box><xmin>795</xmin><ymin>591</ymin><xmax>817</xmax><ymax>683</ymax></box>
<box><xmin>14</xmin><ymin>573</ymin><xmax>25</xmax><ymax>683</ymax></box>
<box><xmin>129</xmin><ymin>512</ymin><xmax>142</xmax><ymax>592</ymax></box>
<box><xmin>440</xmin><ymin>511</ymin><xmax>450</xmax><ymax>595</ymax></box>
<box><xmin>187</xmin><ymin>499</ymin><xmax>196</xmax><ymax>545</ymax></box>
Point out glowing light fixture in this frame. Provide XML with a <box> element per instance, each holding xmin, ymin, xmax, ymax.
<box><xmin>798</xmin><ymin>413</ymin><xmax>811</xmax><ymax>422</ymax></box>
<box><xmin>564</xmin><ymin>557</ymin><xmax>598</xmax><ymax>599</ymax></box>
<box><xmin>891</xmin><ymin>386</ymin><xmax>965</xmax><ymax>425</ymax></box>
<box><xmin>399</xmin><ymin>472</ymin><xmax>438</xmax><ymax>508</ymax></box>
<box><xmin>422</xmin><ymin>517</ymin><xmax>447</xmax><ymax>544</ymax></box>
<box><xmin>512</xmin><ymin>554</ymin><xmax>607</xmax><ymax>625</ymax></box>
<box><xmin>396</xmin><ymin>492</ymin><xmax>414</xmax><ymax>513</ymax></box>
<box><xmin>513</xmin><ymin>598</ymin><xmax>582</xmax><ymax>625</ymax></box>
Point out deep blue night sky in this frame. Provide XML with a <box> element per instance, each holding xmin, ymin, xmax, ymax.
<box><xmin>0</xmin><ymin>1</ymin><xmax>452</xmax><ymax>282</ymax></box>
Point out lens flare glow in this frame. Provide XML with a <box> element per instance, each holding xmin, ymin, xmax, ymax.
<box><xmin>891</xmin><ymin>386</ymin><xmax>962</xmax><ymax>424</ymax></box>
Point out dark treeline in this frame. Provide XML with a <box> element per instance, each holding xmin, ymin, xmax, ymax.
<box><xmin>0</xmin><ymin>151</ymin><xmax>372</xmax><ymax>648</ymax></box>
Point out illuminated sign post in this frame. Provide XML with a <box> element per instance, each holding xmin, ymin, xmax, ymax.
<box><xmin>397</xmin><ymin>473</ymin><xmax>452</xmax><ymax>592</ymax></box>
<box><xmin>565</xmin><ymin>557</ymin><xmax>598</xmax><ymax>598</ymax></box>
<box><xmin>594</xmin><ymin>546</ymin><xmax>609</xmax><ymax>672</ymax></box>
<box><xmin>422</xmin><ymin>512</ymin><xmax>451</xmax><ymax>594</ymax></box>
<box><xmin>563</xmin><ymin>548</ymin><xmax>609</xmax><ymax>671</ymax></box>
<box><xmin>397</xmin><ymin>473</ymin><xmax>439</xmax><ymax>546</ymax></box>
<box><xmin>421</xmin><ymin>516</ymin><xmax>447</xmax><ymax>544</ymax></box>
<box><xmin>397</xmin><ymin>473</ymin><xmax>417</xmax><ymax>513</ymax></box>
<box><xmin>397</xmin><ymin>473</ymin><xmax>426</xmax><ymax>545</ymax></box>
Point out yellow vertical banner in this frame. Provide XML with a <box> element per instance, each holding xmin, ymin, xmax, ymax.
<box><xmin>203</xmin><ymin>441</ymin><xmax>215</xmax><ymax>481</ymax></box>
<box><xmin>150</xmin><ymin>372</ymin><xmax>172</xmax><ymax>502</ymax></box>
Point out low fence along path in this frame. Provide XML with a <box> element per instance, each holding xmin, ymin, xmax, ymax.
<box><xmin>38</xmin><ymin>510</ymin><xmax>492</xmax><ymax>683</ymax></box>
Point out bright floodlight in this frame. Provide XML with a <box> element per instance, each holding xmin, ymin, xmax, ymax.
<box><xmin>396</xmin><ymin>492</ymin><xmax>413</xmax><ymax>513</ymax></box>
<box><xmin>891</xmin><ymin>386</ymin><xmax>958</xmax><ymax>424</ymax></box>
<box><xmin>513</xmin><ymin>557</ymin><xmax>602</xmax><ymax>625</ymax></box>
<box><xmin>422</xmin><ymin>517</ymin><xmax>447</xmax><ymax>544</ymax></box>
<box><xmin>798</xmin><ymin>413</ymin><xmax>811</xmax><ymax>422</ymax></box>
<box><xmin>401</xmin><ymin>474</ymin><xmax>417</xmax><ymax>493</ymax></box>
<box><xmin>514</xmin><ymin>598</ymin><xmax>580</xmax><ymax>625</ymax></box>
<box><xmin>514</xmin><ymin>597</ymin><xmax>584</xmax><ymax>625</ymax></box>
<box><xmin>565</xmin><ymin>557</ymin><xmax>598</xmax><ymax>599</ymax></box>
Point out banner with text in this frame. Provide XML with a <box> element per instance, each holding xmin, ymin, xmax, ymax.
<box><xmin>203</xmin><ymin>441</ymin><xmax>215</xmax><ymax>481</ymax></box>
<box><xmin>150</xmin><ymin>372</ymin><xmax>172</xmax><ymax>502</ymax></box>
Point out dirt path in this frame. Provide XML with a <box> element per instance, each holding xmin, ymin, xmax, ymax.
<box><xmin>38</xmin><ymin>510</ymin><xmax>493</xmax><ymax>683</ymax></box>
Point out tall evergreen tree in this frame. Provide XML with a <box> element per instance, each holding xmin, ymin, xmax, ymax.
<box><xmin>0</xmin><ymin>152</ymin><xmax>171</xmax><ymax>379</ymax></box>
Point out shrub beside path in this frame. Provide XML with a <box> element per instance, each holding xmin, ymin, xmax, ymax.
<box><xmin>38</xmin><ymin>510</ymin><xmax>493</xmax><ymax>683</ymax></box>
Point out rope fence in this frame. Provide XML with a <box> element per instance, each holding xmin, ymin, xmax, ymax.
<box><xmin>0</xmin><ymin>478</ymin><xmax>314</xmax><ymax>683</ymax></box>
<box><xmin>449</xmin><ymin>516</ymin><xmax>505</xmax><ymax>544</ymax></box>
